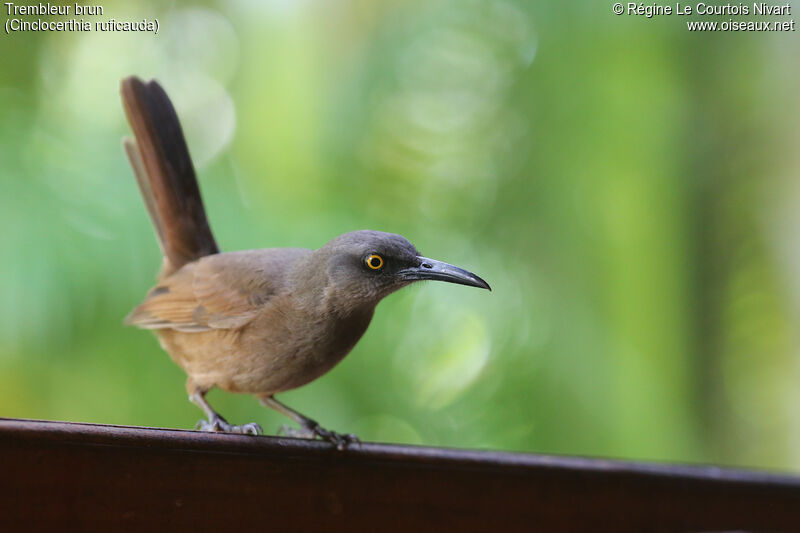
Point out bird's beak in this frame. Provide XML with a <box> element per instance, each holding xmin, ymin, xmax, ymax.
<box><xmin>398</xmin><ymin>257</ymin><xmax>491</xmax><ymax>290</ymax></box>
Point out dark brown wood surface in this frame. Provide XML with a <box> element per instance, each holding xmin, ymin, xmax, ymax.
<box><xmin>1</xmin><ymin>418</ymin><xmax>799</xmax><ymax>532</ymax></box>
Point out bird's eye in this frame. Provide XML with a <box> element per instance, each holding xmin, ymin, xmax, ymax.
<box><xmin>365</xmin><ymin>254</ymin><xmax>384</xmax><ymax>270</ymax></box>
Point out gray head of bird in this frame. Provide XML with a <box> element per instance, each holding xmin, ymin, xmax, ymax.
<box><xmin>316</xmin><ymin>230</ymin><xmax>490</xmax><ymax>305</ymax></box>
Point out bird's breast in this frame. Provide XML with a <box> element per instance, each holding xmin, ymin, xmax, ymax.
<box><xmin>236</xmin><ymin>296</ymin><xmax>375</xmax><ymax>394</ymax></box>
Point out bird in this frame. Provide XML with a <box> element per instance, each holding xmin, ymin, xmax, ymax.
<box><xmin>120</xmin><ymin>76</ymin><xmax>490</xmax><ymax>448</ymax></box>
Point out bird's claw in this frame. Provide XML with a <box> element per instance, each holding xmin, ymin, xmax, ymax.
<box><xmin>195</xmin><ymin>417</ymin><xmax>262</xmax><ymax>435</ymax></box>
<box><xmin>235</xmin><ymin>422</ymin><xmax>263</xmax><ymax>435</ymax></box>
<box><xmin>195</xmin><ymin>419</ymin><xmax>216</xmax><ymax>431</ymax></box>
<box><xmin>278</xmin><ymin>423</ymin><xmax>360</xmax><ymax>450</ymax></box>
<box><xmin>318</xmin><ymin>428</ymin><xmax>360</xmax><ymax>450</ymax></box>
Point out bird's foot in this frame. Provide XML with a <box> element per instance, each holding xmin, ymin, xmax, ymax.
<box><xmin>196</xmin><ymin>416</ymin><xmax>262</xmax><ymax>436</ymax></box>
<box><xmin>278</xmin><ymin>422</ymin><xmax>360</xmax><ymax>450</ymax></box>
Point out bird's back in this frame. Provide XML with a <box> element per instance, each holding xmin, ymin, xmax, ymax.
<box><xmin>126</xmin><ymin>248</ymin><xmax>311</xmax><ymax>333</ymax></box>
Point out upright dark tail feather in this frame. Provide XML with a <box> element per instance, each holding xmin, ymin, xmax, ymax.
<box><xmin>121</xmin><ymin>76</ymin><xmax>219</xmax><ymax>276</ymax></box>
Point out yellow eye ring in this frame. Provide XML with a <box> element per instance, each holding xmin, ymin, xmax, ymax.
<box><xmin>365</xmin><ymin>254</ymin><xmax>384</xmax><ymax>270</ymax></box>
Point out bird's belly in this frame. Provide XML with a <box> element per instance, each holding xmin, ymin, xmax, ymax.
<box><xmin>240</xmin><ymin>308</ymin><xmax>374</xmax><ymax>394</ymax></box>
<box><xmin>156</xmin><ymin>306</ymin><xmax>373</xmax><ymax>396</ymax></box>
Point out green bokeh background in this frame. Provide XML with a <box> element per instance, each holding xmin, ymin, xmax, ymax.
<box><xmin>2</xmin><ymin>0</ymin><xmax>800</xmax><ymax>471</ymax></box>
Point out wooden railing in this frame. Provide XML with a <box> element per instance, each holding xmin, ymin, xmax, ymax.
<box><xmin>1</xmin><ymin>418</ymin><xmax>799</xmax><ymax>531</ymax></box>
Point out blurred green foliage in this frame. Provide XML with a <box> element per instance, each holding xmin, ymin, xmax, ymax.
<box><xmin>1</xmin><ymin>0</ymin><xmax>800</xmax><ymax>470</ymax></box>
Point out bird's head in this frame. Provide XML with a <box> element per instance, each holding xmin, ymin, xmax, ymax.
<box><xmin>318</xmin><ymin>230</ymin><xmax>490</xmax><ymax>305</ymax></box>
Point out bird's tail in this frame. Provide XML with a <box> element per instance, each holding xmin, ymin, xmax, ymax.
<box><xmin>120</xmin><ymin>76</ymin><xmax>219</xmax><ymax>277</ymax></box>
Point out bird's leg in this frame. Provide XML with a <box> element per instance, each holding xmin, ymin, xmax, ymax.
<box><xmin>259</xmin><ymin>395</ymin><xmax>359</xmax><ymax>450</ymax></box>
<box><xmin>189</xmin><ymin>389</ymin><xmax>262</xmax><ymax>436</ymax></box>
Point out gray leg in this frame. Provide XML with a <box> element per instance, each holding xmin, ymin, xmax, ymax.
<box><xmin>189</xmin><ymin>390</ymin><xmax>263</xmax><ymax>436</ymax></box>
<box><xmin>259</xmin><ymin>395</ymin><xmax>359</xmax><ymax>450</ymax></box>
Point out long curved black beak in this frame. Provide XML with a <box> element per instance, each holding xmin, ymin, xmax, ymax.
<box><xmin>398</xmin><ymin>256</ymin><xmax>491</xmax><ymax>290</ymax></box>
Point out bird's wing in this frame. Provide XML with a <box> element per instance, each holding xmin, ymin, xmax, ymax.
<box><xmin>126</xmin><ymin>248</ymin><xmax>310</xmax><ymax>332</ymax></box>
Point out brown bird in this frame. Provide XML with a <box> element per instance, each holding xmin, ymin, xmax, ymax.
<box><xmin>121</xmin><ymin>76</ymin><xmax>490</xmax><ymax>447</ymax></box>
